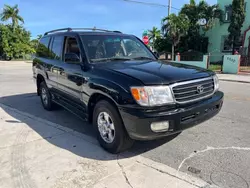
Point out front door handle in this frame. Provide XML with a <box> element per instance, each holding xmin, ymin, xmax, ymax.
<box><xmin>74</xmin><ymin>76</ymin><xmax>83</xmax><ymax>86</ymax></box>
<box><xmin>76</xmin><ymin>79</ymin><xmax>83</xmax><ymax>86</ymax></box>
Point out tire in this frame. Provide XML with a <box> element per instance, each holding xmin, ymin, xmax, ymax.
<box><xmin>93</xmin><ymin>100</ymin><xmax>134</xmax><ymax>153</ymax></box>
<box><xmin>39</xmin><ymin>82</ymin><xmax>54</xmax><ymax>111</ymax></box>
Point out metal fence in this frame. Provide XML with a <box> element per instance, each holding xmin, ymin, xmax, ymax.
<box><xmin>207</xmin><ymin>54</ymin><xmax>224</xmax><ymax>72</ymax></box>
<box><xmin>180</xmin><ymin>51</ymin><xmax>203</xmax><ymax>61</ymax></box>
<box><xmin>240</xmin><ymin>56</ymin><xmax>250</xmax><ymax>72</ymax></box>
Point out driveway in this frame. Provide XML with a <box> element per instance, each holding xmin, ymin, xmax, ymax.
<box><xmin>0</xmin><ymin>61</ymin><xmax>250</xmax><ymax>188</ymax></box>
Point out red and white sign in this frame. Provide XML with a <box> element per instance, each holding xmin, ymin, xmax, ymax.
<box><xmin>142</xmin><ymin>36</ymin><xmax>149</xmax><ymax>45</ymax></box>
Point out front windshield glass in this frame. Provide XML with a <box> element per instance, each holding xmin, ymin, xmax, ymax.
<box><xmin>80</xmin><ymin>34</ymin><xmax>155</xmax><ymax>63</ymax></box>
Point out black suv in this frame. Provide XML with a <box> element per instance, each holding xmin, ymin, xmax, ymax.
<box><xmin>33</xmin><ymin>28</ymin><xmax>224</xmax><ymax>153</ymax></box>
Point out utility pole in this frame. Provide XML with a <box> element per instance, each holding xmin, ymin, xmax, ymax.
<box><xmin>168</xmin><ymin>0</ymin><xmax>171</xmax><ymax>16</ymax></box>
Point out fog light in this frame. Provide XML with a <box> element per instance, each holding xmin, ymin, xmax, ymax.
<box><xmin>151</xmin><ymin>121</ymin><xmax>169</xmax><ymax>132</ymax></box>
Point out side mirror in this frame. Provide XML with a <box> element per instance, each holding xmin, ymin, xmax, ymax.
<box><xmin>153</xmin><ymin>52</ymin><xmax>159</xmax><ymax>59</ymax></box>
<box><xmin>65</xmin><ymin>53</ymin><xmax>80</xmax><ymax>63</ymax></box>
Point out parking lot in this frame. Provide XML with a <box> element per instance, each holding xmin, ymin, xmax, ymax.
<box><xmin>0</xmin><ymin>61</ymin><xmax>250</xmax><ymax>188</ymax></box>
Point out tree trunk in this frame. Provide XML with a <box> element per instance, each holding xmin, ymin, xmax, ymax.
<box><xmin>152</xmin><ymin>39</ymin><xmax>155</xmax><ymax>52</ymax></box>
<box><xmin>172</xmin><ymin>44</ymin><xmax>175</xmax><ymax>60</ymax></box>
<box><xmin>232</xmin><ymin>36</ymin><xmax>235</xmax><ymax>55</ymax></box>
<box><xmin>12</xmin><ymin>18</ymin><xmax>15</xmax><ymax>31</ymax></box>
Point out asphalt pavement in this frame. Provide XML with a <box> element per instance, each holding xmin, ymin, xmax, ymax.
<box><xmin>0</xmin><ymin>61</ymin><xmax>250</xmax><ymax>188</ymax></box>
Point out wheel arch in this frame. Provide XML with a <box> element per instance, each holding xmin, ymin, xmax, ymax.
<box><xmin>88</xmin><ymin>92</ymin><xmax>120</xmax><ymax>123</ymax></box>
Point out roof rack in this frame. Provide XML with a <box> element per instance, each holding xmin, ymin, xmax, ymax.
<box><xmin>113</xmin><ymin>31</ymin><xmax>122</xmax><ymax>33</ymax></box>
<box><xmin>44</xmin><ymin>27</ymin><xmax>122</xmax><ymax>35</ymax></box>
<box><xmin>44</xmin><ymin>28</ymin><xmax>72</xmax><ymax>35</ymax></box>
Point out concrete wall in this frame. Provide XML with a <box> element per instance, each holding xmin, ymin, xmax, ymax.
<box><xmin>206</xmin><ymin>0</ymin><xmax>250</xmax><ymax>62</ymax></box>
<box><xmin>173</xmin><ymin>55</ymin><xmax>208</xmax><ymax>69</ymax></box>
<box><xmin>222</xmin><ymin>55</ymin><xmax>241</xmax><ymax>74</ymax></box>
<box><xmin>173</xmin><ymin>54</ymin><xmax>242</xmax><ymax>74</ymax></box>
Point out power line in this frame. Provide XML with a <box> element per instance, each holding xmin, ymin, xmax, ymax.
<box><xmin>122</xmin><ymin>0</ymin><xmax>180</xmax><ymax>10</ymax></box>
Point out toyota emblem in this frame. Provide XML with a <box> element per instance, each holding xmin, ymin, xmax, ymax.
<box><xmin>197</xmin><ymin>85</ymin><xmax>204</xmax><ymax>93</ymax></box>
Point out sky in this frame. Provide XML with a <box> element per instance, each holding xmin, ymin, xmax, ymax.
<box><xmin>0</xmin><ymin>0</ymin><xmax>217</xmax><ymax>38</ymax></box>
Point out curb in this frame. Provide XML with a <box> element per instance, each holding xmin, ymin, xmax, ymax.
<box><xmin>219</xmin><ymin>79</ymin><xmax>250</xmax><ymax>84</ymax></box>
<box><xmin>136</xmin><ymin>156</ymin><xmax>215</xmax><ymax>188</ymax></box>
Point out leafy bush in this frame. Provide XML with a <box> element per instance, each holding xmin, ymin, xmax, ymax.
<box><xmin>0</xmin><ymin>24</ymin><xmax>35</xmax><ymax>59</ymax></box>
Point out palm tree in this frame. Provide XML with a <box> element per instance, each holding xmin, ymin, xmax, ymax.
<box><xmin>180</xmin><ymin>0</ymin><xmax>222</xmax><ymax>33</ymax></box>
<box><xmin>198</xmin><ymin>1</ymin><xmax>223</xmax><ymax>33</ymax></box>
<box><xmin>37</xmin><ymin>34</ymin><xmax>43</xmax><ymax>40</ymax></box>
<box><xmin>148</xmin><ymin>27</ymin><xmax>161</xmax><ymax>51</ymax></box>
<box><xmin>0</xmin><ymin>4</ymin><xmax>24</xmax><ymax>29</ymax></box>
<box><xmin>162</xmin><ymin>14</ymin><xmax>189</xmax><ymax>60</ymax></box>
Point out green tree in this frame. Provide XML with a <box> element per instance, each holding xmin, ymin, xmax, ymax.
<box><xmin>148</xmin><ymin>27</ymin><xmax>161</xmax><ymax>51</ymax></box>
<box><xmin>154</xmin><ymin>37</ymin><xmax>172</xmax><ymax>53</ymax></box>
<box><xmin>30</xmin><ymin>34</ymin><xmax>43</xmax><ymax>51</ymax></box>
<box><xmin>0</xmin><ymin>4</ymin><xmax>24</xmax><ymax>30</ymax></box>
<box><xmin>180</xmin><ymin>0</ymin><xmax>198</xmax><ymax>26</ymax></box>
<box><xmin>228</xmin><ymin>0</ymin><xmax>246</xmax><ymax>54</ymax></box>
<box><xmin>162</xmin><ymin>14</ymin><xmax>189</xmax><ymax>60</ymax></box>
<box><xmin>37</xmin><ymin>34</ymin><xmax>43</xmax><ymax>40</ymax></box>
<box><xmin>0</xmin><ymin>24</ymin><xmax>35</xmax><ymax>59</ymax></box>
<box><xmin>179</xmin><ymin>0</ymin><xmax>222</xmax><ymax>52</ymax></box>
<box><xmin>198</xmin><ymin>1</ymin><xmax>223</xmax><ymax>33</ymax></box>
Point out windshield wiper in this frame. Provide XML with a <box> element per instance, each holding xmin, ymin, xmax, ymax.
<box><xmin>92</xmin><ymin>57</ymin><xmax>131</xmax><ymax>62</ymax></box>
<box><xmin>131</xmin><ymin>57</ymin><xmax>155</xmax><ymax>60</ymax></box>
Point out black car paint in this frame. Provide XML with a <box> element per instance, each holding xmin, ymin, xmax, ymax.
<box><xmin>96</xmin><ymin>60</ymin><xmax>214</xmax><ymax>85</ymax></box>
<box><xmin>120</xmin><ymin>91</ymin><xmax>223</xmax><ymax>140</ymax></box>
<box><xmin>33</xmin><ymin>31</ymin><xmax>223</xmax><ymax>140</ymax></box>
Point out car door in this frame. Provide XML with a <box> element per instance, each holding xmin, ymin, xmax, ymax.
<box><xmin>36</xmin><ymin>36</ymin><xmax>59</xmax><ymax>91</ymax></box>
<box><xmin>57</xmin><ymin>35</ymin><xmax>86</xmax><ymax>111</ymax></box>
<box><xmin>45</xmin><ymin>35</ymin><xmax>65</xmax><ymax>93</ymax></box>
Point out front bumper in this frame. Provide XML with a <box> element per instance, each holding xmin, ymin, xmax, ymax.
<box><xmin>119</xmin><ymin>91</ymin><xmax>224</xmax><ymax>140</ymax></box>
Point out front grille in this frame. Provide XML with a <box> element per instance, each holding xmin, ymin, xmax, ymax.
<box><xmin>172</xmin><ymin>77</ymin><xmax>214</xmax><ymax>103</ymax></box>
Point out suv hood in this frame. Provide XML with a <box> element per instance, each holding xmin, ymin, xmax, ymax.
<box><xmin>98</xmin><ymin>60</ymin><xmax>214</xmax><ymax>85</ymax></box>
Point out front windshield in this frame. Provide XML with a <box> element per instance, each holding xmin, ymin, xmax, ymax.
<box><xmin>80</xmin><ymin>34</ymin><xmax>155</xmax><ymax>63</ymax></box>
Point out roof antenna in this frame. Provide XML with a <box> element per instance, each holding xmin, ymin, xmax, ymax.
<box><xmin>93</xmin><ymin>26</ymin><xmax>96</xmax><ymax>31</ymax></box>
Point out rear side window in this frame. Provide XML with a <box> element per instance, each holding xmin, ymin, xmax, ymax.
<box><xmin>36</xmin><ymin>37</ymin><xmax>50</xmax><ymax>58</ymax></box>
<box><xmin>51</xmin><ymin>36</ymin><xmax>64</xmax><ymax>60</ymax></box>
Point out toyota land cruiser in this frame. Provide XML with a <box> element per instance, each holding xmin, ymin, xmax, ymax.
<box><xmin>33</xmin><ymin>28</ymin><xmax>224</xmax><ymax>153</ymax></box>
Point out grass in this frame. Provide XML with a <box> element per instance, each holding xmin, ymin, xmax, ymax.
<box><xmin>240</xmin><ymin>66</ymin><xmax>250</xmax><ymax>71</ymax></box>
<box><xmin>208</xmin><ymin>64</ymin><xmax>222</xmax><ymax>71</ymax></box>
<box><xmin>11</xmin><ymin>58</ymin><xmax>33</xmax><ymax>61</ymax></box>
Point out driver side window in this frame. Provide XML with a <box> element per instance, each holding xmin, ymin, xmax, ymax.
<box><xmin>64</xmin><ymin>37</ymin><xmax>81</xmax><ymax>63</ymax></box>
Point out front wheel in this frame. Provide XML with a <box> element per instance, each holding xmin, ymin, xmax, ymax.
<box><xmin>93</xmin><ymin>100</ymin><xmax>134</xmax><ymax>153</ymax></box>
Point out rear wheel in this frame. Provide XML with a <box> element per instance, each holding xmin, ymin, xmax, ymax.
<box><xmin>39</xmin><ymin>82</ymin><xmax>54</xmax><ymax>111</ymax></box>
<box><xmin>93</xmin><ymin>100</ymin><xmax>134</xmax><ymax>153</ymax></box>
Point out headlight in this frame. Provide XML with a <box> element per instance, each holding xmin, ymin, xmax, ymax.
<box><xmin>130</xmin><ymin>86</ymin><xmax>174</xmax><ymax>106</ymax></box>
<box><xmin>213</xmin><ymin>75</ymin><xmax>219</xmax><ymax>91</ymax></box>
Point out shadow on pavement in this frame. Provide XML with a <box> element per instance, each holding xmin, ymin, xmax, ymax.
<box><xmin>0</xmin><ymin>93</ymin><xmax>180</xmax><ymax>160</ymax></box>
